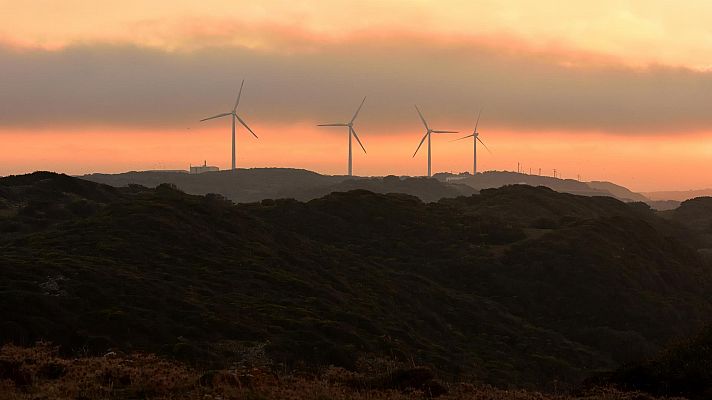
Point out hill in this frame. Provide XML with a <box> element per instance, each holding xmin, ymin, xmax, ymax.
<box><xmin>645</xmin><ymin>200</ymin><xmax>681</xmax><ymax>212</ymax></box>
<box><xmin>603</xmin><ymin>324</ymin><xmax>712</xmax><ymax>399</ymax></box>
<box><xmin>433</xmin><ymin>171</ymin><xmax>649</xmax><ymax>203</ymax></box>
<box><xmin>1</xmin><ymin>172</ymin><xmax>712</xmax><ymax>390</ymax></box>
<box><xmin>81</xmin><ymin>169</ymin><xmax>474</xmax><ymax>204</ymax></box>
<box><xmin>586</xmin><ymin>181</ymin><xmax>649</xmax><ymax>203</ymax></box>
<box><xmin>665</xmin><ymin>197</ymin><xmax>712</xmax><ymax>234</ymax></box>
<box><xmin>661</xmin><ymin>197</ymin><xmax>712</xmax><ymax>252</ymax></box>
<box><xmin>81</xmin><ymin>169</ymin><xmax>653</xmax><ymax>207</ymax></box>
<box><xmin>644</xmin><ymin>189</ymin><xmax>712</xmax><ymax>202</ymax></box>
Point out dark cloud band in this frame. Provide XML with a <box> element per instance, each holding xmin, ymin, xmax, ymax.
<box><xmin>1</xmin><ymin>39</ymin><xmax>711</xmax><ymax>134</ymax></box>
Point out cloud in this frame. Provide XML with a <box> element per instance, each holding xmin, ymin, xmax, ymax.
<box><xmin>2</xmin><ymin>29</ymin><xmax>712</xmax><ymax>135</ymax></box>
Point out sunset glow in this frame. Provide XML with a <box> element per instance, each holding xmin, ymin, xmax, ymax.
<box><xmin>2</xmin><ymin>125</ymin><xmax>710</xmax><ymax>192</ymax></box>
<box><xmin>1</xmin><ymin>1</ymin><xmax>711</xmax><ymax>190</ymax></box>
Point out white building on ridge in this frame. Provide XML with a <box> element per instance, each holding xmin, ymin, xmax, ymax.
<box><xmin>190</xmin><ymin>161</ymin><xmax>219</xmax><ymax>174</ymax></box>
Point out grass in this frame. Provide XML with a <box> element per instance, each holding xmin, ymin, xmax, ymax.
<box><xmin>0</xmin><ymin>343</ymin><xmax>683</xmax><ymax>400</ymax></box>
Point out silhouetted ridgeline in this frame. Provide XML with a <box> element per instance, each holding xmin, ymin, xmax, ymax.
<box><xmin>80</xmin><ymin>168</ymin><xmax>666</xmax><ymax>207</ymax></box>
<box><xmin>434</xmin><ymin>171</ymin><xmax>649</xmax><ymax>203</ymax></box>
<box><xmin>1</xmin><ymin>172</ymin><xmax>712</xmax><ymax>392</ymax></box>
<box><xmin>81</xmin><ymin>168</ymin><xmax>475</xmax><ymax>204</ymax></box>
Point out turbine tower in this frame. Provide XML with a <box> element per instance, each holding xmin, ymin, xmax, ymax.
<box><xmin>200</xmin><ymin>80</ymin><xmax>258</xmax><ymax>171</ymax></box>
<box><xmin>317</xmin><ymin>97</ymin><xmax>367</xmax><ymax>176</ymax></box>
<box><xmin>453</xmin><ymin>109</ymin><xmax>490</xmax><ymax>174</ymax></box>
<box><xmin>412</xmin><ymin>105</ymin><xmax>458</xmax><ymax>177</ymax></box>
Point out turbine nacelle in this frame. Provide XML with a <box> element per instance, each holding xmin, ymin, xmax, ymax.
<box><xmin>412</xmin><ymin>105</ymin><xmax>458</xmax><ymax>158</ymax></box>
<box><xmin>199</xmin><ymin>79</ymin><xmax>258</xmax><ymax>170</ymax></box>
<box><xmin>451</xmin><ymin>108</ymin><xmax>491</xmax><ymax>175</ymax></box>
<box><xmin>316</xmin><ymin>97</ymin><xmax>368</xmax><ymax>176</ymax></box>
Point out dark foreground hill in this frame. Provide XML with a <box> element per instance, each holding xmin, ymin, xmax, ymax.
<box><xmin>601</xmin><ymin>325</ymin><xmax>712</xmax><ymax>399</ymax></box>
<box><xmin>660</xmin><ymin>197</ymin><xmax>712</xmax><ymax>252</ymax></box>
<box><xmin>1</xmin><ymin>172</ymin><xmax>711</xmax><ymax>390</ymax></box>
<box><xmin>665</xmin><ymin>197</ymin><xmax>712</xmax><ymax>234</ymax></box>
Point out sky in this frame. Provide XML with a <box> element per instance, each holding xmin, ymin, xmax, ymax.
<box><xmin>1</xmin><ymin>1</ymin><xmax>712</xmax><ymax>191</ymax></box>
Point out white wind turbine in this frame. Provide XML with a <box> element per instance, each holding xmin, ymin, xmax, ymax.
<box><xmin>200</xmin><ymin>80</ymin><xmax>258</xmax><ymax>171</ymax></box>
<box><xmin>453</xmin><ymin>109</ymin><xmax>491</xmax><ymax>174</ymax></box>
<box><xmin>317</xmin><ymin>97</ymin><xmax>367</xmax><ymax>176</ymax></box>
<box><xmin>412</xmin><ymin>105</ymin><xmax>458</xmax><ymax>177</ymax></box>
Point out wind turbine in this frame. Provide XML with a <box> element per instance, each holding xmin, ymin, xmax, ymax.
<box><xmin>317</xmin><ymin>97</ymin><xmax>367</xmax><ymax>176</ymax></box>
<box><xmin>453</xmin><ymin>109</ymin><xmax>490</xmax><ymax>174</ymax></box>
<box><xmin>412</xmin><ymin>105</ymin><xmax>458</xmax><ymax>177</ymax></box>
<box><xmin>200</xmin><ymin>80</ymin><xmax>258</xmax><ymax>171</ymax></box>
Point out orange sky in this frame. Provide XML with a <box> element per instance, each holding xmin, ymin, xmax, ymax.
<box><xmin>2</xmin><ymin>125</ymin><xmax>710</xmax><ymax>192</ymax></box>
<box><xmin>1</xmin><ymin>1</ymin><xmax>711</xmax><ymax>191</ymax></box>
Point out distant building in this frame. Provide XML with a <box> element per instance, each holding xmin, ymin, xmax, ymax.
<box><xmin>190</xmin><ymin>161</ymin><xmax>219</xmax><ymax>174</ymax></box>
<box><xmin>445</xmin><ymin>176</ymin><xmax>467</xmax><ymax>182</ymax></box>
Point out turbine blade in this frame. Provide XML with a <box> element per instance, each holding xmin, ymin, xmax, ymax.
<box><xmin>237</xmin><ymin>115</ymin><xmax>258</xmax><ymax>138</ymax></box>
<box><xmin>414</xmin><ymin>105</ymin><xmax>429</xmax><ymax>130</ymax></box>
<box><xmin>200</xmin><ymin>112</ymin><xmax>231</xmax><ymax>122</ymax></box>
<box><xmin>412</xmin><ymin>132</ymin><xmax>429</xmax><ymax>157</ymax></box>
<box><xmin>233</xmin><ymin>80</ymin><xmax>244</xmax><ymax>112</ymax></box>
<box><xmin>432</xmin><ymin>130</ymin><xmax>458</xmax><ymax>133</ymax></box>
<box><xmin>474</xmin><ymin>108</ymin><xmax>483</xmax><ymax>132</ymax></box>
<box><xmin>351</xmin><ymin>126</ymin><xmax>367</xmax><ymax>154</ymax></box>
<box><xmin>350</xmin><ymin>96</ymin><xmax>366</xmax><ymax>123</ymax></box>
<box><xmin>477</xmin><ymin>136</ymin><xmax>492</xmax><ymax>154</ymax></box>
<box><xmin>450</xmin><ymin>134</ymin><xmax>474</xmax><ymax>142</ymax></box>
<box><xmin>317</xmin><ymin>123</ymin><xmax>348</xmax><ymax>127</ymax></box>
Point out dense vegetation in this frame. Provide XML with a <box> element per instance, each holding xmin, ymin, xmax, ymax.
<box><xmin>1</xmin><ymin>172</ymin><xmax>711</xmax><ymax>392</ymax></box>
<box><xmin>603</xmin><ymin>325</ymin><xmax>712</xmax><ymax>399</ymax></box>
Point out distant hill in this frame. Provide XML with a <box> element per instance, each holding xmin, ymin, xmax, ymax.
<box><xmin>81</xmin><ymin>168</ymin><xmax>647</xmax><ymax>203</ymax></box>
<box><xmin>645</xmin><ymin>200</ymin><xmax>681</xmax><ymax>211</ymax></box>
<box><xmin>82</xmin><ymin>169</ymin><xmax>474</xmax><ymax>204</ymax></box>
<box><xmin>433</xmin><ymin>171</ymin><xmax>650</xmax><ymax>203</ymax></box>
<box><xmin>82</xmin><ymin>168</ymin><xmax>658</xmax><ymax>209</ymax></box>
<box><xmin>2</xmin><ymin>172</ymin><xmax>712</xmax><ymax>390</ymax></box>
<box><xmin>586</xmin><ymin>181</ymin><xmax>649</xmax><ymax>202</ymax></box>
<box><xmin>81</xmin><ymin>168</ymin><xmax>345</xmax><ymax>203</ymax></box>
<box><xmin>644</xmin><ymin>188</ymin><xmax>712</xmax><ymax>202</ymax></box>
